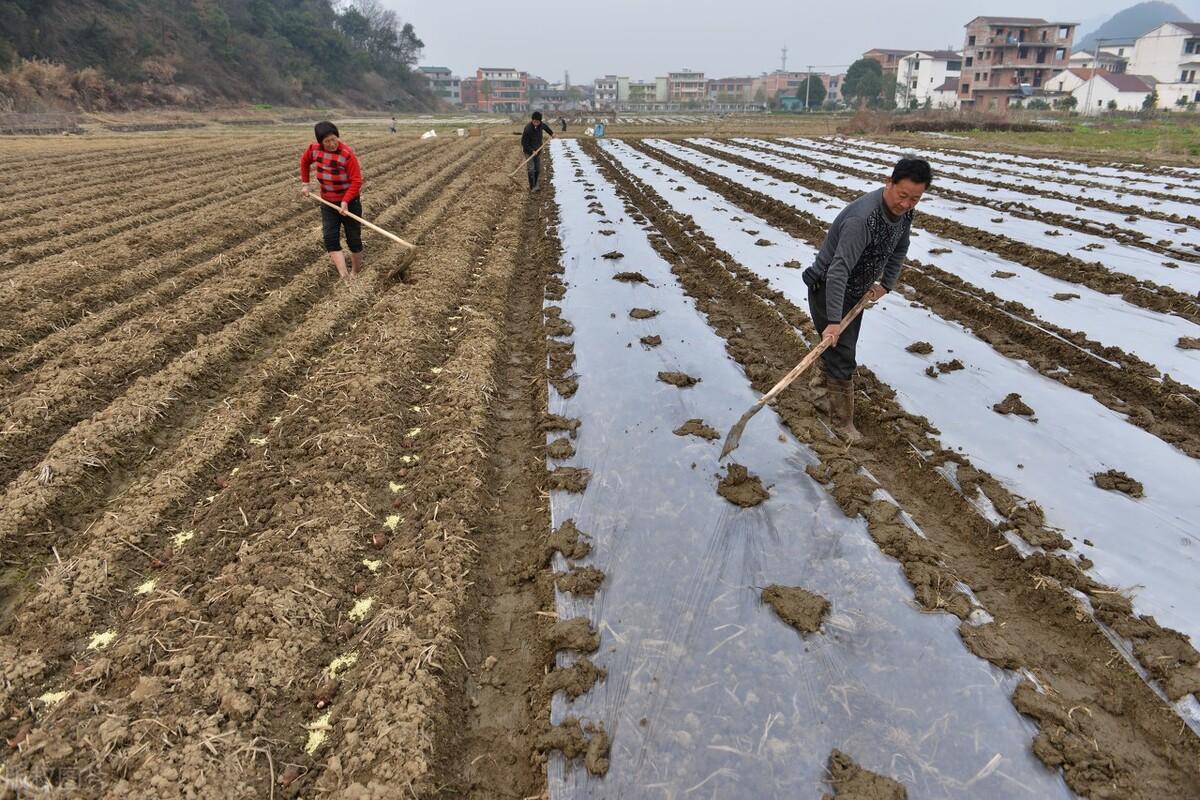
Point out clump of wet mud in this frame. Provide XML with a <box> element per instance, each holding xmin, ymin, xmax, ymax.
<box><xmin>640</xmin><ymin>335</ymin><xmax>662</xmax><ymax>347</ymax></box>
<box><xmin>629</xmin><ymin>308</ymin><xmax>659</xmax><ymax>319</ymax></box>
<box><xmin>673</xmin><ymin>418</ymin><xmax>719</xmax><ymax>440</ymax></box>
<box><xmin>782</xmin><ymin>260</ymin><xmax>803</xmax><ymax>269</ymax></box>
<box><xmin>555</xmin><ymin>566</ymin><xmax>605</xmax><ymax>596</ymax></box>
<box><xmin>925</xmin><ymin>358</ymin><xmax>964</xmax><ymax>378</ymax></box>
<box><xmin>821</xmin><ymin>749</ymin><xmax>907</xmax><ymax>800</ymax></box>
<box><xmin>541</xmin><ymin>414</ymin><xmax>581</xmax><ymax>438</ymax></box>
<box><xmin>536</xmin><ymin>718</ymin><xmax>610</xmax><ymax>776</ymax></box>
<box><xmin>755</xmin><ymin>238</ymin><xmax>773</xmax><ymax>246</ymax></box>
<box><xmin>598</xmin><ymin>229</ymin><xmax>615</xmax><ymax>236</ymax></box>
<box><xmin>717</xmin><ymin>463</ymin><xmax>769</xmax><ymax>507</ymax></box>
<box><xmin>905</xmin><ymin>341</ymin><xmax>933</xmax><ymax>354</ymax></box>
<box><xmin>545</xmin><ymin>520</ymin><xmax>591</xmax><ymax>562</ymax></box>
<box><xmin>542</xmin><ymin>657</ymin><xmax>606</xmax><ymax>700</ymax></box>
<box><xmin>762</xmin><ymin>584</ymin><xmax>830</xmax><ymax>634</ymax></box>
<box><xmin>1093</xmin><ymin>469</ymin><xmax>1144</xmax><ymax>498</ymax></box>
<box><xmin>1179</xmin><ymin>336</ymin><xmax>1200</xmax><ymax>350</ymax></box>
<box><xmin>993</xmin><ymin>393</ymin><xmax>1036</xmax><ymax>419</ymax></box>
<box><xmin>547</xmin><ymin>437</ymin><xmax>576</xmax><ymax>459</ymax></box>
<box><xmin>601</xmin><ymin>250</ymin><xmax>624</xmax><ymax>260</ymax></box>
<box><xmin>991</xmin><ymin>270</ymin><xmax>1016</xmax><ymax>279</ymax></box>
<box><xmin>612</xmin><ymin>271</ymin><xmax>650</xmax><ymax>283</ymax></box>
<box><xmin>1053</xmin><ymin>292</ymin><xmax>1081</xmax><ymax>301</ymax></box>
<box><xmin>547</xmin><ymin>618</ymin><xmax>599</xmax><ymax>653</ymax></box>
<box><xmin>548</xmin><ymin>466</ymin><xmax>591</xmax><ymax>493</ymax></box>
<box><xmin>657</xmin><ymin>370</ymin><xmax>700</xmax><ymax>388</ymax></box>
<box><xmin>928</xmin><ymin>247</ymin><xmax>952</xmax><ymax>255</ymax></box>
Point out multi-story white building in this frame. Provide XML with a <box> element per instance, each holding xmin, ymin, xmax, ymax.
<box><xmin>930</xmin><ymin>77</ymin><xmax>960</xmax><ymax>108</ymax></box>
<box><xmin>1068</xmin><ymin>50</ymin><xmax>1127</xmax><ymax>73</ymax></box>
<box><xmin>417</xmin><ymin>66</ymin><xmax>462</xmax><ymax>105</ymax></box>
<box><xmin>1127</xmin><ymin>21</ymin><xmax>1200</xmax><ymax>107</ymax></box>
<box><xmin>1048</xmin><ymin>69</ymin><xmax>1154</xmax><ymax>113</ymax></box>
<box><xmin>592</xmin><ymin>75</ymin><xmax>629</xmax><ymax>110</ymax></box>
<box><xmin>895</xmin><ymin>50</ymin><xmax>963</xmax><ymax>107</ymax></box>
<box><xmin>667</xmin><ymin>70</ymin><xmax>706</xmax><ymax>106</ymax></box>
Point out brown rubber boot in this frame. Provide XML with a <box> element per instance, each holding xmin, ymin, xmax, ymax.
<box><xmin>826</xmin><ymin>376</ymin><xmax>863</xmax><ymax>443</ymax></box>
<box><xmin>808</xmin><ymin>370</ymin><xmax>830</xmax><ymax>413</ymax></box>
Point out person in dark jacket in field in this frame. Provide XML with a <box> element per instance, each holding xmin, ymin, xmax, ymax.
<box><xmin>300</xmin><ymin>121</ymin><xmax>364</xmax><ymax>280</ymax></box>
<box><xmin>801</xmin><ymin>157</ymin><xmax>932</xmax><ymax>442</ymax></box>
<box><xmin>521</xmin><ymin>111</ymin><xmax>554</xmax><ymax>191</ymax></box>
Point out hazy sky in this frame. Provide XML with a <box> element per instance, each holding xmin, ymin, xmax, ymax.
<box><xmin>391</xmin><ymin>0</ymin><xmax>1200</xmax><ymax>82</ymax></box>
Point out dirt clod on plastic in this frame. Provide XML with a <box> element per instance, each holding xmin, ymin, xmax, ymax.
<box><xmin>640</xmin><ymin>335</ymin><xmax>662</xmax><ymax>347</ymax></box>
<box><xmin>547</xmin><ymin>618</ymin><xmax>599</xmax><ymax>653</ymax></box>
<box><xmin>993</xmin><ymin>393</ymin><xmax>1036</xmax><ymax>419</ymax></box>
<box><xmin>762</xmin><ymin>584</ymin><xmax>830</xmax><ymax>633</ymax></box>
<box><xmin>545</xmin><ymin>520</ymin><xmax>591</xmax><ymax>563</ymax></box>
<box><xmin>905</xmin><ymin>341</ymin><xmax>933</xmax><ymax>354</ymax></box>
<box><xmin>546</xmin><ymin>437</ymin><xmax>576</xmax><ymax>459</ymax></box>
<box><xmin>1093</xmin><ymin>469</ymin><xmax>1144</xmax><ymax>498</ymax></box>
<box><xmin>657</xmin><ymin>370</ymin><xmax>700</xmax><ymax>388</ymax></box>
<box><xmin>547</xmin><ymin>466</ymin><xmax>590</xmax><ymax>493</ymax></box>
<box><xmin>821</xmin><ymin>748</ymin><xmax>907</xmax><ymax>800</ymax></box>
<box><xmin>555</xmin><ymin>566</ymin><xmax>605</xmax><ymax>596</ymax></box>
<box><xmin>542</xmin><ymin>657</ymin><xmax>607</xmax><ymax>700</ymax></box>
<box><xmin>717</xmin><ymin>463</ymin><xmax>769</xmax><ymax>507</ymax></box>
<box><xmin>673</xmin><ymin>418</ymin><xmax>719</xmax><ymax>440</ymax></box>
<box><xmin>612</xmin><ymin>271</ymin><xmax>650</xmax><ymax>283</ymax></box>
<box><xmin>629</xmin><ymin>307</ymin><xmax>659</xmax><ymax>319</ymax></box>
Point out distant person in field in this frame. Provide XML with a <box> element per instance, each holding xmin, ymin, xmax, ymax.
<box><xmin>389</xmin><ymin>115</ymin><xmax>397</xmax><ymax>134</ymax></box>
<box><xmin>802</xmin><ymin>157</ymin><xmax>932</xmax><ymax>442</ymax></box>
<box><xmin>300</xmin><ymin>121</ymin><xmax>364</xmax><ymax>280</ymax></box>
<box><xmin>558</xmin><ymin>116</ymin><xmax>567</xmax><ymax>132</ymax></box>
<box><xmin>521</xmin><ymin>111</ymin><xmax>554</xmax><ymax>192</ymax></box>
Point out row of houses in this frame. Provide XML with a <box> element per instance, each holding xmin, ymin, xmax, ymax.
<box><xmin>587</xmin><ymin>70</ymin><xmax>843</xmax><ymax>111</ymax></box>
<box><xmin>421</xmin><ymin>17</ymin><xmax>1200</xmax><ymax>116</ymax></box>
<box><xmin>869</xmin><ymin>17</ymin><xmax>1200</xmax><ymax>113</ymax></box>
<box><xmin>418</xmin><ymin>66</ymin><xmax>843</xmax><ymax>113</ymax></box>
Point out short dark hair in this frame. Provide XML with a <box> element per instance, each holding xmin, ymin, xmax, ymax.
<box><xmin>314</xmin><ymin>121</ymin><xmax>339</xmax><ymax>142</ymax></box>
<box><xmin>531</xmin><ymin>111</ymin><xmax>543</xmax><ymax>121</ymax></box>
<box><xmin>891</xmin><ymin>157</ymin><xmax>933</xmax><ymax>187</ymax></box>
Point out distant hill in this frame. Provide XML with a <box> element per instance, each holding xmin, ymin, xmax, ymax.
<box><xmin>1077</xmin><ymin>1</ymin><xmax>1192</xmax><ymax>51</ymax></box>
<box><xmin>0</xmin><ymin>0</ymin><xmax>435</xmax><ymax>112</ymax></box>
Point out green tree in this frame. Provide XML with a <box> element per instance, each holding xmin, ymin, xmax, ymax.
<box><xmin>794</xmin><ymin>75</ymin><xmax>826</xmax><ymax>109</ymax></box>
<box><xmin>479</xmin><ymin>79</ymin><xmax>493</xmax><ymax>108</ymax></box>
<box><xmin>878</xmin><ymin>72</ymin><xmax>898</xmax><ymax>109</ymax></box>
<box><xmin>842</xmin><ymin>58</ymin><xmax>882</xmax><ymax>107</ymax></box>
<box><xmin>1107</xmin><ymin>99</ymin><xmax>1118</xmax><ymax>111</ymax></box>
<box><xmin>1054</xmin><ymin>95</ymin><xmax>1078</xmax><ymax>111</ymax></box>
<box><xmin>1027</xmin><ymin>98</ymin><xmax>1050</xmax><ymax>110</ymax></box>
<box><xmin>1142</xmin><ymin>89</ymin><xmax>1158</xmax><ymax>110</ymax></box>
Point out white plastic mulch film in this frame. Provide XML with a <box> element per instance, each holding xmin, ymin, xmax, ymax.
<box><xmin>543</xmin><ymin>138</ymin><xmax>1075</xmax><ymax>799</ymax></box>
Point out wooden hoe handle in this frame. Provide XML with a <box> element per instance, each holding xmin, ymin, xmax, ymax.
<box><xmin>306</xmin><ymin>193</ymin><xmax>416</xmax><ymax>250</ymax></box>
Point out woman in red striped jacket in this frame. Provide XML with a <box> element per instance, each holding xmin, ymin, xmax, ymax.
<box><xmin>300</xmin><ymin>121</ymin><xmax>364</xmax><ymax>280</ymax></box>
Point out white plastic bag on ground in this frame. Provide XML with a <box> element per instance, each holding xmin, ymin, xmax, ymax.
<box><xmin>420</xmin><ymin>129</ymin><xmax>437</xmax><ymax>140</ymax></box>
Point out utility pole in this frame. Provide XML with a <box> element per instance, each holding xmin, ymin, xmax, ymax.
<box><xmin>781</xmin><ymin>46</ymin><xmax>788</xmax><ymax>73</ymax></box>
<box><xmin>805</xmin><ymin>64</ymin><xmax>813</xmax><ymax>110</ymax></box>
<box><xmin>1083</xmin><ymin>38</ymin><xmax>1103</xmax><ymax>115</ymax></box>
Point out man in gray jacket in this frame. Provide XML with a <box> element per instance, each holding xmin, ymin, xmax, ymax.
<box><xmin>801</xmin><ymin>157</ymin><xmax>933</xmax><ymax>442</ymax></box>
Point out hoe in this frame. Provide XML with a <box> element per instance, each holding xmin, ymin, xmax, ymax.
<box><xmin>720</xmin><ymin>293</ymin><xmax>874</xmax><ymax>459</ymax></box>
<box><xmin>307</xmin><ymin>194</ymin><xmax>418</xmax><ymax>281</ymax></box>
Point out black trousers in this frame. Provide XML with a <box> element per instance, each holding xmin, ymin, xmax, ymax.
<box><xmin>806</xmin><ymin>278</ymin><xmax>866</xmax><ymax>381</ymax></box>
<box><xmin>526</xmin><ymin>152</ymin><xmax>542</xmax><ymax>187</ymax></box>
<box><xmin>320</xmin><ymin>197</ymin><xmax>363</xmax><ymax>253</ymax></box>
